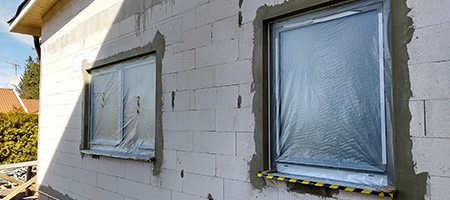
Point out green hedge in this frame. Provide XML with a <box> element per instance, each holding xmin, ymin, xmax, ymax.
<box><xmin>0</xmin><ymin>109</ymin><xmax>38</xmax><ymax>164</ymax></box>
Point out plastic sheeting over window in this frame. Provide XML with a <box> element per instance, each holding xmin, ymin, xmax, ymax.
<box><xmin>89</xmin><ymin>55</ymin><xmax>156</xmax><ymax>160</ymax></box>
<box><xmin>270</xmin><ymin>0</ymin><xmax>392</xmax><ymax>188</ymax></box>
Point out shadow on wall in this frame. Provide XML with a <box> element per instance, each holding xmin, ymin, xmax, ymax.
<box><xmin>38</xmin><ymin>1</ymin><xmax>173</xmax><ymax>199</ymax></box>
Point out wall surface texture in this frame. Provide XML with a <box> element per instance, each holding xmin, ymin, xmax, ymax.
<box><xmin>408</xmin><ymin>0</ymin><xmax>450</xmax><ymax>200</ymax></box>
<box><xmin>36</xmin><ymin>0</ymin><xmax>449</xmax><ymax>199</ymax></box>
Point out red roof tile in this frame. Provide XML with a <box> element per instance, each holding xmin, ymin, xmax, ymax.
<box><xmin>21</xmin><ymin>99</ymin><xmax>39</xmax><ymax>114</ymax></box>
<box><xmin>0</xmin><ymin>88</ymin><xmax>24</xmax><ymax>113</ymax></box>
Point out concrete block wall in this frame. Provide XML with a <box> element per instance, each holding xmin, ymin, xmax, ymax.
<box><xmin>408</xmin><ymin>0</ymin><xmax>450</xmax><ymax>199</ymax></box>
<box><xmin>36</xmin><ymin>0</ymin><xmax>448</xmax><ymax>199</ymax></box>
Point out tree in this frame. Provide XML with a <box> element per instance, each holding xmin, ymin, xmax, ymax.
<box><xmin>18</xmin><ymin>56</ymin><xmax>40</xmax><ymax>99</ymax></box>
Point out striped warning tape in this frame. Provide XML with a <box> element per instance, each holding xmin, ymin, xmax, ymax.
<box><xmin>137</xmin><ymin>96</ymin><xmax>141</xmax><ymax>114</ymax></box>
<box><xmin>101</xmin><ymin>92</ymin><xmax>105</xmax><ymax>108</ymax></box>
<box><xmin>257</xmin><ymin>172</ymin><xmax>394</xmax><ymax>198</ymax></box>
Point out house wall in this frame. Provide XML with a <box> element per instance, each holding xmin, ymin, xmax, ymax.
<box><xmin>36</xmin><ymin>0</ymin><xmax>450</xmax><ymax>199</ymax></box>
<box><xmin>407</xmin><ymin>0</ymin><xmax>450</xmax><ymax>199</ymax></box>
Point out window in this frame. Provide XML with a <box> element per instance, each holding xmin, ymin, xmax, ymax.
<box><xmin>269</xmin><ymin>0</ymin><xmax>393</xmax><ymax>189</ymax></box>
<box><xmin>87</xmin><ymin>55</ymin><xmax>156</xmax><ymax>160</ymax></box>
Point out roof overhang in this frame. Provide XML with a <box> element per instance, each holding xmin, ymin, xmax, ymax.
<box><xmin>8</xmin><ymin>0</ymin><xmax>59</xmax><ymax>36</ymax></box>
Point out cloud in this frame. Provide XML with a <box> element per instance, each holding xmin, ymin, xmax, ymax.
<box><xmin>0</xmin><ymin>0</ymin><xmax>34</xmax><ymax>47</ymax></box>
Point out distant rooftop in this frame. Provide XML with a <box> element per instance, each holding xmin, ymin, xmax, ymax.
<box><xmin>0</xmin><ymin>88</ymin><xmax>39</xmax><ymax>114</ymax></box>
<box><xmin>22</xmin><ymin>99</ymin><xmax>39</xmax><ymax>114</ymax></box>
<box><xmin>0</xmin><ymin>88</ymin><xmax>25</xmax><ymax>113</ymax></box>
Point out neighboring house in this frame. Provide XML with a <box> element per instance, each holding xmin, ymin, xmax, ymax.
<box><xmin>0</xmin><ymin>88</ymin><xmax>37</xmax><ymax>114</ymax></box>
<box><xmin>22</xmin><ymin>99</ymin><xmax>39</xmax><ymax>114</ymax></box>
<box><xmin>7</xmin><ymin>0</ymin><xmax>450</xmax><ymax>200</ymax></box>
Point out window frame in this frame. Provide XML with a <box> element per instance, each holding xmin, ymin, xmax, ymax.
<box><xmin>82</xmin><ymin>53</ymin><xmax>158</xmax><ymax>161</ymax></box>
<box><xmin>267</xmin><ymin>0</ymin><xmax>394</xmax><ymax>189</ymax></box>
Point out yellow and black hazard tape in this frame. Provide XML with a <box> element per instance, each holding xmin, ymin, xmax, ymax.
<box><xmin>257</xmin><ymin>172</ymin><xmax>394</xmax><ymax>198</ymax></box>
<box><xmin>101</xmin><ymin>92</ymin><xmax>105</xmax><ymax>108</ymax></box>
<box><xmin>137</xmin><ymin>96</ymin><xmax>141</xmax><ymax>114</ymax></box>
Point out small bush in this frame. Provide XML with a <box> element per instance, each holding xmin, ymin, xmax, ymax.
<box><xmin>0</xmin><ymin>109</ymin><xmax>38</xmax><ymax>164</ymax></box>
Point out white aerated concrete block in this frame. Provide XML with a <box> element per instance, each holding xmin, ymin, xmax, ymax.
<box><xmin>216</xmin><ymin>155</ymin><xmax>249</xmax><ymax>181</ymax></box>
<box><xmin>429</xmin><ymin>176</ymin><xmax>450</xmax><ymax>200</ymax></box>
<box><xmin>212</xmin><ymin>15</ymin><xmax>239</xmax><ymax>43</ymax></box>
<box><xmin>195</xmin><ymin>86</ymin><xmax>239</xmax><ymax>110</ymax></box>
<box><xmin>196</xmin><ymin>39</ymin><xmax>238</xmax><ymax>67</ymax></box>
<box><xmin>140</xmin><ymin>185</ymin><xmax>171</xmax><ymax>200</ymax></box>
<box><xmin>224</xmin><ymin>180</ymin><xmax>279</xmax><ymax>200</ymax></box>
<box><xmin>217</xmin><ymin>86</ymin><xmax>239</xmax><ymax>109</ymax></box>
<box><xmin>162</xmin><ymin>150</ymin><xmax>178</xmax><ymax>170</ymax></box>
<box><xmin>174</xmin><ymin>90</ymin><xmax>191</xmax><ymax>111</ymax></box>
<box><xmin>412</xmin><ymin>137</ymin><xmax>450</xmax><ymax>176</ymax></box>
<box><xmin>407</xmin><ymin>0</ymin><xmax>450</xmax><ymax>28</ymax></box>
<box><xmin>182</xmin><ymin>50</ymin><xmax>196</xmax><ymax>71</ymax></box>
<box><xmin>84</xmin><ymin>185</ymin><xmax>124</xmax><ymax>200</ymax></box>
<box><xmin>195</xmin><ymin>88</ymin><xmax>216</xmax><ymax>110</ymax></box>
<box><xmin>215</xmin><ymin>60</ymin><xmax>252</xmax><ymax>86</ymax></box>
<box><xmin>160</xmin><ymin>169</ymin><xmax>183</xmax><ymax>192</ymax></box>
<box><xmin>182</xmin><ymin>9</ymin><xmax>197</xmax><ymax>32</ymax></box>
<box><xmin>172</xmin><ymin>0</ymin><xmax>208</xmax><ymax>15</ymax></box>
<box><xmin>193</xmin><ymin>131</ymin><xmax>235</xmax><ymax>155</ymax></box>
<box><xmin>176</xmin><ymin>110</ymin><xmax>215</xmax><ymax>131</ymax></box>
<box><xmin>97</xmin><ymin>173</ymin><xmax>118</xmax><ymax>192</ymax></box>
<box><xmin>162</xmin><ymin>52</ymin><xmax>183</xmax><ymax>74</ymax></box>
<box><xmin>238</xmin><ymin>34</ymin><xmax>253</xmax><ymax>60</ymax></box>
<box><xmin>172</xmin><ymin>191</ymin><xmax>203</xmax><ymax>200</ymax></box>
<box><xmin>177</xmin><ymin>151</ymin><xmax>216</xmax><ymax>176</ymax></box>
<box><xmin>216</xmin><ymin>108</ymin><xmax>254</xmax><ymax>132</ymax></box>
<box><xmin>236</xmin><ymin>132</ymin><xmax>256</xmax><ymax>158</ymax></box>
<box><xmin>124</xmin><ymin>161</ymin><xmax>152</xmax><ymax>184</ymax></box>
<box><xmin>164</xmin><ymin>131</ymin><xmax>193</xmax><ymax>151</ymax></box>
<box><xmin>425</xmin><ymin>100</ymin><xmax>450</xmax><ymax>138</ymax></box>
<box><xmin>197</xmin><ymin>0</ymin><xmax>238</xmax><ymax>26</ymax></box>
<box><xmin>182</xmin><ymin>24</ymin><xmax>211</xmax><ymax>51</ymax></box>
<box><xmin>408</xmin><ymin>23</ymin><xmax>450</xmax><ymax>65</ymax></box>
<box><xmin>177</xmin><ymin>67</ymin><xmax>215</xmax><ymax>90</ymax></box>
<box><xmin>182</xmin><ymin>172</ymin><xmax>224</xmax><ymax>199</ymax></box>
<box><xmin>409</xmin><ymin>100</ymin><xmax>425</xmax><ymax>137</ymax></box>
<box><xmin>163</xmin><ymin>111</ymin><xmax>177</xmax><ymax>131</ymax></box>
<box><xmin>117</xmin><ymin>178</ymin><xmax>146</xmax><ymax>199</ymax></box>
<box><xmin>410</xmin><ymin>62</ymin><xmax>450</xmax><ymax>100</ymax></box>
<box><xmin>163</xmin><ymin>73</ymin><xmax>177</xmax><ymax>93</ymax></box>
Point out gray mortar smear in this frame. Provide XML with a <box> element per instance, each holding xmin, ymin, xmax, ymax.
<box><xmin>250</xmin><ymin>0</ymin><xmax>427</xmax><ymax>199</ymax></box>
<box><xmin>37</xmin><ymin>185</ymin><xmax>76</xmax><ymax>200</ymax></box>
<box><xmin>390</xmin><ymin>0</ymin><xmax>428</xmax><ymax>199</ymax></box>
<box><xmin>80</xmin><ymin>32</ymin><xmax>165</xmax><ymax>177</ymax></box>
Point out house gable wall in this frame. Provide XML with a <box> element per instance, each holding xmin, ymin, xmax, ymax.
<box><xmin>36</xmin><ymin>0</ymin><xmax>450</xmax><ymax>199</ymax></box>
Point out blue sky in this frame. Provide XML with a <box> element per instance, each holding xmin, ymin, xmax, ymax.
<box><xmin>0</xmin><ymin>0</ymin><xmax>36</xmax><ymax>88</ymax></box>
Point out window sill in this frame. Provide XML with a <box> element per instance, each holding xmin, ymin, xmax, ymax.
<box><xmin>257</xmin><ymin>171</ymin><xmax>395</xmax><ymax>198</ymax></box>
<box><xmin>80</xmin><ymin>149</ymin><xmax>155</xmax><ymax>162</ymax></box>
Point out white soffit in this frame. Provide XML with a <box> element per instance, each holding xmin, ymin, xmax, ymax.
<box><xmin>8</xmin><ymin>0</ymin><xmax>59</xmax><ymax>36</ymax></box>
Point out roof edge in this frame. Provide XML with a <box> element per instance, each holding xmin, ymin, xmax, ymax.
<box><xmin>7</xmin><ymin>0</ymin><xmax>30</xmax><ymax>24</ymax></box>
<box><xmin>13</xmin><ymin>90</ymin><xmax>28</xmax><ymax>113</ymax></box>
<box><xmin>8</xmin><ymin>0</ymin><xmax>41</xmax><ymax>36</ymax></box>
